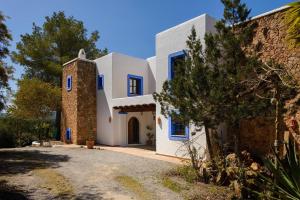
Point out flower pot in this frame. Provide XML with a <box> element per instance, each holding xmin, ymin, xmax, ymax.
<box><xmin>86</xmin><ymin>140</ymin><xmax>95</xmax><ymax>149</ymax></box>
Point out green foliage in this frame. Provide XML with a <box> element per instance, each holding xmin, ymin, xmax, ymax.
<box><xmin>11</xmin><ymin>11</ymin><xmax>107</xmax><ymax>137</ymax></box>
<box><xmin>9</xmin><ymin>78</ymin><xmax>61</xmax><ymax>120</ymax></box>
<box><xmin>12</xmin><ymin>11</ymin><xmax>107</xmax><ymax>86</ymax></box>
<box><xmin>255</xmin><ymin>140</ymin><xmax>300</xmax><ymax>200</ymax></box>
<box><xmin>0</xmin><ymin>11</ymin><xmax>13</xmax><ymax>111</ymax></box>
<box><xmin>0</xmin><ymin>115</ymin><xmax>56</xmax><ymax>148</ymax></box>
<box><xmin>154</xmin><ymin>0</ymin><xmax>271</xmax><ymax>156</ymax></box>
<box><xmin>285</xmin><ymin>1</ymin><xmax>300</xmax><ymax>48</ymax></box>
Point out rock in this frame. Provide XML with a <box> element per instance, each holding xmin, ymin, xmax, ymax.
<box><xmin>32</xmin><ymin>141</ymin><xmax>40</xmax><ymax>147</ymax></box>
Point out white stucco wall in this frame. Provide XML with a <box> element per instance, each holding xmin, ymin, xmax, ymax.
<box><xmin>94</xmin><ymin>13</ymin><xmax>217</xmax><ymax>158</ymax></box>
<box><xmin>112</xmin><ymin>111</ymin><xmax>155</xmax><ymax>146</ymax></box>
<box><xmin>155</xmin><ymin>14</ymin><xmax>217</xmax><ymax>157</ymax></box>
<box><xmin>95</xmin><ymin>54</ymin><xmax>114</xmax><ymax>145</ymax></box>
<box><xmin>147</xmin><ymin>56</ymin><xmax>156</xmax><ymax>93</ymax></box>
<box><xmin>95</xmin><ymin>53</ymin><xmax>156</xmax><ymax>146</ymax></box>
<box><xmin>111</xmin><ymin>53</ymin><xmax>151</xmax><ymax>98</ymax></box>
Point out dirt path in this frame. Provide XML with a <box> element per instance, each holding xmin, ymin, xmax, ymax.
<box><xmin>0</xmin><ymin>146</ymin><xmax>182</xmax><ymax>200</ymax></box>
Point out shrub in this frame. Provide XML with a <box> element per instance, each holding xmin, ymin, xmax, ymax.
<box><xmin>0</xmin><ymin>115</ymin><xmax>56</xmax><ymax>148</ymax></box>
<box><xmin>0</xmin><ymin>131</ymin><xmax>16</xmax><ymax>148</ymax></box>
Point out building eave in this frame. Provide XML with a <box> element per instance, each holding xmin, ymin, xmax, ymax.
<box><xmin>63</xmin><ymin>57</ymin><xmax>96</xmax><ymax>67</ymax></box>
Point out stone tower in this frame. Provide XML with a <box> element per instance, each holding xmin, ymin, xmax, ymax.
<box><xmin>61</xmin><ymin>49</ymin><xmax>97</xmax><ymax>145</ymax></box>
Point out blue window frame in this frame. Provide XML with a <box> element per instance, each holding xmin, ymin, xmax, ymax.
<box><xmin>127</xmin><ymin>74</ymin><xmax>143</xmax><ymax>96</ymax></box>
<box><xmin>98</xmin><ymin>74</ymin><xmax>104</xmax><ymax>90</ymax></box>
<box><xmin>168</xmin><ymin>117</ymin><xmax>189</xmax><ymax>141</ymax></box>
<box><xmin>168</xmin><ymin>50</ymin><xmax>189</xmax><ymax>141</ymax></box>
<box><xmin>66</xmin><ymin>128</ymin><xmax>71</xmax><ymax>141</ymax></box>
<box><xmin>168</xmin><ymin>50</ymin><xmax>186</xmax><ymax>80</ymax></box>
<box><xmin>66</xmin><ymin>75</ymin><xmax>72</xmax><ymax>91</ymax></box>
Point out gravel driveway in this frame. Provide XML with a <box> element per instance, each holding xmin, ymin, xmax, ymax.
<box><xmin>0</xmin><ymin>146</ymin><xmax>181</xmax><ymax>200</ymax></box>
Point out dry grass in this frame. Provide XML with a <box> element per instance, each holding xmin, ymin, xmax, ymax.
<box><xmin>33</xmin><ymin>169</ymin><xmax>74</xmax><ymax>197</ymax></box>
<box><xmin>162</xmin><ymin>177</ymin><xmax>183</xmax><ymax>193</ymax></box>
<box><xmin>115</xmin><ymin>175</ymin><xmax>153</xmax><ymax>200</ymax></box>
<box><xmin>162</xmin><ymin>167</ymin><xmax>233</xmax><ymax>200</ymax></box>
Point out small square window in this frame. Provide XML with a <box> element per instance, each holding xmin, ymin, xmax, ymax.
<box><xmin>67</xmin><ymin>75</ymin><xmax>72</xmax><ymax>91</ymax></box>
<box><xmin>127</xmin><ymin>74</ymin><xmax>143</xmax><ymax>96</ymax></box>
<box><xmin>171</xmin><ymin>120</ymin><xmax>186</xmax><ymax>136</ymax></box>
<box><xmin>98</xmin><ymin>75</ymin><xmax>104</xmax><ymax>90</ymax></box>
<box><xmin>168</xmin><ymin>117</ymin><xmax>189</xmax><ymax>141</ymax></box>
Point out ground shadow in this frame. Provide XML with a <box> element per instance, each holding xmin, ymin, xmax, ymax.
<box><xmin>127</xmin><ymin>145</ymin><xmax>156</xmax><ymax>151</ymax></box>
<box><xmin>0</xmin><ymin>180</ymin><xmax>28</xmax><ymax>200</ymax></box>
<box><xmin>0</xmin><ymin>148</ymin><xmax>70</xmax><ymax>176</ymax></box>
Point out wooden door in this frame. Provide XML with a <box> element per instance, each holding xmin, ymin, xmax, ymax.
<box><xmin>128</xmin><ymin>117</ymin><xmax>139</xmax><ymax>144</ymax></box>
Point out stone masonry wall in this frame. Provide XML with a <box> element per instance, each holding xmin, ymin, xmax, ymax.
<box><xmin>61</xmin><ymin>61</ymin><xmax>78</xmax><ymax>144</ymax></box>
<box><xmin>239</xmin><ymin>8</ymin><xmax>300</xmax><ymax>155</ymax></box>
<box><xmin>76</xmin><ymin>60</ymin><xmax>97</xmax><ymax>144</ymax></box>
<box><xmin>249</xmin><ymin>8</ymin><xmax>300</xmax><ymax>81</ymax></box>
<box><xmin>61</xmin><ymin>59</ymin><xmax>97</xmax><ymax>145</ymax></box>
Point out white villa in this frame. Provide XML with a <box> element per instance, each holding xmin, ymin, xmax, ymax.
<box><xmin>61</xmin><ymin>6</ymin><xmax>296</xmax><ymax>158</ymax></box>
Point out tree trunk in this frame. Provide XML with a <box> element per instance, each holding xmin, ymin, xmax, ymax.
<box><xmin>204</xmin><ymin>124</ymin><xmax>215</xmax><ymax>160</ymax></box>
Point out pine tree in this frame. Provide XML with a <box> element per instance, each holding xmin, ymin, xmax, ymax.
<box><xmin>12</xmin><ymin>11</ymin><xmax>107</xmax><ymax>137</ymax></box>
<box><xmin>154</xmin><ymin>0</ymin><xmax>272</xmax><ymax>157</ymax></box>
<box><xmin>0</xmin><ymin>12</ymin><xmax>12</xmax><ymax>111</ymax></box>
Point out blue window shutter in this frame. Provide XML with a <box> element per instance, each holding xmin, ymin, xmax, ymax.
<box><xmin>98</xmin><ymin>75</ymin><xmax>104</xmax><ymax>90</ymax></box>
<box><xmin>66</xmin><ymin>128</ymin><xmax>71</xmax><ymax>141</ymax></box>
<box><xmin>67</xmin><ymin>75</ymin><xmax>72</xmax><ymax>91</ymax></box>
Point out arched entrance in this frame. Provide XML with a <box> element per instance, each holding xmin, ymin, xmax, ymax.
<box><xmin>128</xmin><ymin>117</ymin><xmax>139</xmax><ymax>144</ymax></box>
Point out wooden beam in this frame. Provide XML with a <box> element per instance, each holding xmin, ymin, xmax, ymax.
<box><xmin>114</xmin><ymin>104</ymin><xmax>156</xmax><ymax>112</ymax></box>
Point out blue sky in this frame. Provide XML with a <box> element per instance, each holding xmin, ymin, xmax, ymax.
<box><xmin>0</xmin><ymin>0</ymin><xmax>293</xmax><ymax>91</ymax></box>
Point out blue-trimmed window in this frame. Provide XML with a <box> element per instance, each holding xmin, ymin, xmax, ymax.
<box><xmin>66</xmin><ymin>75</ymin><xmax>72</xmax><ymax>91</ymax></box>
<box><xmin>98</xmin><ymin>74</ymin><xmax>104</xmax><ymax>90</ymax></box>
<box><xmin>66</xmin><ymin>128</ymin><xmax>71</xmax><ymax>141</ymax></box>
<box><xmin>168</xmin><ymin>50</ymin><xmax>189</xmax><ymax>141</ymax></box>
<box><xmin>168</xmin><ymin>117</ymin><xmax>189</xmax><ymax>140</ymax></box>
<box><xmin>168</xmin><ymin>50</ymin><xmax>186</xmax><ymax>80</ymax></box>
<box><xmin>127</xmin><ymin>74</ymin><xmax>143</xmax><ymax>96</ymax></box>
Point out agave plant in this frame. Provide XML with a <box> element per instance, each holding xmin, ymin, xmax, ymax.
<box><xmin>256</xmin><ymin>139</ymin><xmax>300</xmax><ymax>200</ymax></box>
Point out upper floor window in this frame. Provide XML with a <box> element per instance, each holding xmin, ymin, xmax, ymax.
<box><xmin>168</xmin><ymin>50</ymin><xmax>186</xmax><ymax>80</ymax></box>
<box><xmin>98</xmin><ymin>74</ymin><xmax>104</xmax><ymax>90</ymax></box>
<box><xmin>127</xmin><ymin>74</ymin><xmax>143</xmax><ymax>96</ymax></box>
<box><xmin>67</xmin><ymin>75</ymin><xmax>72</xmax><ymax>91</ymax></box>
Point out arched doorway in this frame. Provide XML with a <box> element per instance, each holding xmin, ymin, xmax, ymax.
<box><xmin>128</xmin><ymin>117</ymin><xmax>139</xmax><ymax>144</ymax></box>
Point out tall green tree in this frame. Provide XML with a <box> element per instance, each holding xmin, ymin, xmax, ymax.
<box><xmin>12</xmin><ymin>11</ymin><xmax>107</xmax><ymax>136</ymax></box>
<box><xmin>154</xmin><ymin>0</ymin><xmax>271</xmax><ymax>157</ymax></box>
<box><xmin>9</xmin><ymin>78</ymin><xmax>61</xmax><ymax>120</ymax></box>
<box><xmin>0</xmin><ymin>12</ymin><xmax>12</xmax><ymax>111</ymax></box>
<box><xmin>12</xmin><ymin>11</ymin><xmax>107</xmax><ymax>85</ymax></box>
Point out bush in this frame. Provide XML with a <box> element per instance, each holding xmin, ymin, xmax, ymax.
<box><xmin>0</xmin><ymin>131</ymin><xmax>16</xmax><ymax>148</ymax></box>
<box><xmin>0</xmin><ymin>115</ymin><xmax>56</xmax><ymax>148</ymax></box>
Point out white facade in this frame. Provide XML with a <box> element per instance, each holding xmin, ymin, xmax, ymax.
<box><xmin>93</xmin><ymin>14</ymin><xmax>217</xmax><ymax>157</ymax></box>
